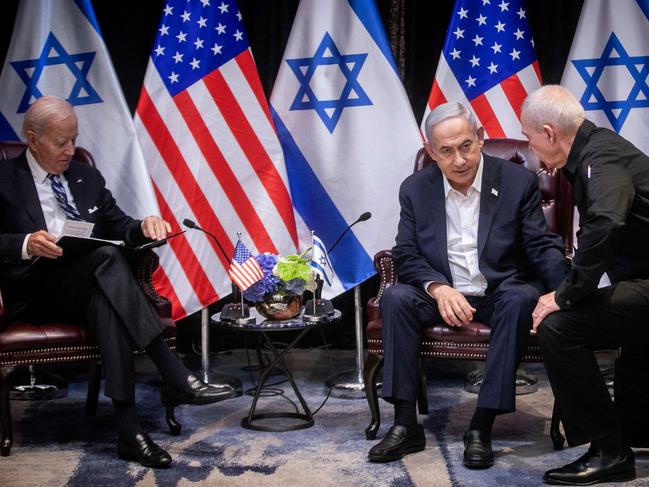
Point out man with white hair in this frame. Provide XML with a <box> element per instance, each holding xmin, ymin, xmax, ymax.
<box><xmin>523</xmin><ymin>84</ymin><xmax>649</xmax><ymax>485</ymax></box>
<box><xmin>0</xmin><ymin>96</ymin><xmax>234</xmax><ymax>468</ymax></box>
<box><xmin>368</xmin><ymin>102</ymin><xmax>568</xmax><ymax>468</ymax></box>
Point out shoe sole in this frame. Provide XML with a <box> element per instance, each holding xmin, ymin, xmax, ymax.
<box><xmin>543</xmin><ymin>468</ymin><xmax>636</xmax><ymax>485</ymax></box>
<box><xmin>117</xmin><ymin>444</ymin><xmax>172</xmax><ymax>469</ymax></box>
<box><xmin>367</xmin><ymin>442</ymin><xmax>426</xmax><ymax>463</ymax></box>
<box><xmin>161</xmin><ymin>389</ymin><xmax>240</xmax><ymax>407</ymax></box>
<box><xmin>463</xmin><ymin>458</ymin><xmax>495</xmax><ymax>469</ymax></box>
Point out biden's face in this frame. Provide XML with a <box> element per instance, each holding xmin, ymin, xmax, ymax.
<box><xmin>27</xmin><ymin>114</ymin><xmax>78</xmax><ymax>175</ymax></box>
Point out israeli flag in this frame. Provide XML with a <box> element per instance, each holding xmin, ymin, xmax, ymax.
<box><xmin>311</xmin><ymin>234</ymin><xmax>334</xmax><ymax>286</ymax></box>
<box><xmin>0</xmin><ymin>0</ymin><xmax>158</xmax><ymax>219</ymax></box>
<box><xmin>561</xmin><ymin>0</ymin><xmax>649</xmax><ymax>155</ymax></box>
<box><xmin>270</xmin><ymin>0</ymin><xmax>421</xmax><ymax>296</ymax></box>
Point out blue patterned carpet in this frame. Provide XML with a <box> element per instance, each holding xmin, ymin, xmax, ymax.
<box><xmin>2</xmin><ymin>349</ymin><xmax>649</xmax><ymax>487</ymax></box>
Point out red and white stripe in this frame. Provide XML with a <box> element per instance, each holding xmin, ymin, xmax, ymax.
<box><xmin>421</xmin><ymin>54</ymin><xmax>542</xmax><ymax>140</ymax></box>
<box><xmin>135</xmin><ymin>49</ymin><xmax>298</xmax><ymax>320</ymax></box>
<box><xmin>228</xmin><ymin>257</ymin><xmax>264</xmax><ymax>291</ymax></box>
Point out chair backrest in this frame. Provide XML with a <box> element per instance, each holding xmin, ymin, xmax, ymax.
<box><xmin>0</xmin><ymin>140</ymin><xmax>95</xmax><ymax>166</ymax></box>
<box><xmin>414</xmin><ymin>139</ymin><xmax>574</xmax><ymax>256</ymax></box>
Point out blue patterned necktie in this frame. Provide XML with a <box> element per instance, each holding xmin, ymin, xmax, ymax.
<box><xmin>49</xmin><ymin>174</ymin><xmax>83</xmax><ymax>221</ymax></box>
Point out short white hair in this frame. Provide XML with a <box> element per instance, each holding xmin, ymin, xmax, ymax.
<box><xmin>22</xmin><ymin>96</ymin><xmax>75</xmax><ymax>137</ymax></box>
<box><xmin>424</xmin><ymin>102</ymin><xmax>479</xmax><ymax>143</ymax></box>
<box><xmin>521</xmin><ymin>85</ymin><xmax>585</xmax><ymax>134</ymax></box>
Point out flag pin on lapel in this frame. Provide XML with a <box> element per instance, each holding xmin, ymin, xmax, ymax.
<box><xmin>491</xmin><ymin>188</ymin><xmax>498</xmax><ymax>197</ymax></box>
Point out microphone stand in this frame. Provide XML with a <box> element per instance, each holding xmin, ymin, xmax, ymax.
<box><xmin>183</xmin><ymin>220</ymin><xmax>244</xmax><ymax>394</ymax></box>
<box><xmin>325</xmin><ymin>285</ymin><xmax>366</xmax><ymax>399</ymax></box>
<box><xmin>312</xmin><ymin>212</ymin><xmax>372</xmax><ymax>399</ymax></box>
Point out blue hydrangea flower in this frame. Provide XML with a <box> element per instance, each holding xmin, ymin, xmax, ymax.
<box><xmin>243</xmin><ymin>253</ymin><xmax>282</xmax><ymax>302</ymax></box>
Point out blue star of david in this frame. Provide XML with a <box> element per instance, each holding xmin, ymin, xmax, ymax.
<box><xmin>286</xmin><ymin>32</ymin><xmax>372</xmax><ymax>133</ymax></box>
<box><xmin>572</xmin><ymin>33</ymin><xmax>649</xmax><ymax>132</ymax></box>
<box><xmin>11</xmin><ymin>32</ymin><xmax>102</xmax><ymax>113</ymax></box>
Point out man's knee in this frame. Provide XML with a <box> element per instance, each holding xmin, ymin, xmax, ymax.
<box><xmin>501</xmin><ymin>287</ymin><xmax>540</xmax><ymax>314</ymax></box>
<box><xmin>83</xmin><ymin>245</ymin><xmax>131</xmax><ymax>272</ymax></box>
<box><xmin>380</xmin><ymin>284</ymin><xmax>418</xmax><ymax>315</ymax></box>
<box><xmin>536</xmin><ymin>312</ymin><xmax>565</xmax><ymax>348</ymax></box>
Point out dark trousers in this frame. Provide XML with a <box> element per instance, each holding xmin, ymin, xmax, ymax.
<box><xmin>4</xmin><ymin>246</ymin><xmax>165</xmax><ymax>403</ymax></box>
<box><xmin>537</xmin><ymin>279</ymin><xmax>649</xmax><ymax>447</ymax></box>
<box><xmin>380</xmin><ymin>281</ymin><xmax>540</xmax><ymax>412</ymax></box>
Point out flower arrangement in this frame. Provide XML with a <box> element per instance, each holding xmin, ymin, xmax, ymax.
<box><xmin>243</xmin><ymin>250</ymin><xmax>317</xmax><ymax>319</ymax></box>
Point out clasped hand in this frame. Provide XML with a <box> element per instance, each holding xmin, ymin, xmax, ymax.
<box><xmin>427</xmin><ymin>283</ymin><xmax>476</xmax><ymax>327</ymax></box>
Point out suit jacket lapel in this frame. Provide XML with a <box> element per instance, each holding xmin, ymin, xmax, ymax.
<box><xmin>477</xmin><ymin>156</ymin><xmax>501</xmax><ymax>256</ymax></box>
<box><xmin>15</xmin><ymin>154</ymin><xmax>47</xmax><ymax>229</ymax></box>
<box><xmin>429</xmin><ymin>168</ymin><xmax>452</xmax><ymax>278</ymax></box>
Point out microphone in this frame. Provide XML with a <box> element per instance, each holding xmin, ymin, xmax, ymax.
<box><xmin>183</xmin><ymin>218</ymin><xmax>231</xmax><ymax>264</ymax></box>
<box><xmin>327</xmin><ymin>211</ymin><xmax>372</xmax><ymax>254</ymax></box>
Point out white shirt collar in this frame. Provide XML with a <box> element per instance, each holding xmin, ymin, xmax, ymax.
<box><xmin>25</xmin><ymin>149</ymin><xmax>51</xmax><ymax>185</ymax></box>
<box><xmin>442</xmin><ymin>153</ymin><xmax>484</xmax><ymax>199</ymax></box>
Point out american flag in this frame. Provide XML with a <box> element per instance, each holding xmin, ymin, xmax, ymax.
<box><xmin>422</xmin><ymin>0</ymin><xmax>542</xmax><ymax>138</ymax></box>
<box><xmin>228</xmin><ymin>240</ymin><xmax>264</xmax><ymax>291</ymax></box>
<box><xmin>135</xmin><ymin>0</ymin><xmax>298</xmax><ymax>319</ymax></box>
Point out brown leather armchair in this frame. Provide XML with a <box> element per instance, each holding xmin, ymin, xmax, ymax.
<box><xmin>0</xmin><ymin>141</ymin><xmax>176</xmax><ymax>456</ymax></box>
<box><xmin>363</xmin><ymin>139</ymin><xmax>575</xmax><ymax>450</ymax></box>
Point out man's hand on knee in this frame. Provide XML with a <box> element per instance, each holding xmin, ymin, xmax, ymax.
<box><xmin>427</xmin><ymin>283</ymin><xmax>476</xmax><ymax>327</ymax></box>
<box><xmin>141</xmin><ymin>216</ymin><xmax>172</xmax><ymax>240</ymax></box>
<box><xmin>27</xmin><ymin>230</ymin><xmax>62</xmax><ymax>259</ymax></box>
<box><xmin>532</xmin><ymin>291</ymin><xmax>560</xmax><ymax>331</ymax></box>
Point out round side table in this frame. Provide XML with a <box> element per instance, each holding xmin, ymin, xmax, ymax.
<box><xmin>212</xmin><ymin>308</ymin><xmax>340</xmax><ymax>432</ymax></box>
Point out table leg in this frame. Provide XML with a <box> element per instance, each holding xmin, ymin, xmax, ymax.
<box><xmin>242</xmin><ymin>328</ymin><xmax>314</xmax><ymax>431</ymax></box>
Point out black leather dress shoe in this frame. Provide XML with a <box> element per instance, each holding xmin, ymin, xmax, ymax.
<box><xmin>463</xmin><ymin>429</ymin><xmax>494</xmax><ymax>469</ymax></box>
<box><xmin>117</xmin><ymin>432</ymin><xmax>172</xmax><ymax>468</ymax></box>
<box><xmin>161</xmin><ymin>374</ymin><xmax>238</xmax><ymax>406</ymax></box>
<box><xmin>367</xmin><ymin>425</ymin><xmax>426</xmax><ymax>463</ymax></box>
<box><xmin>543</xmin><ymin>447</ymin><xmax>635</xmax><ymax>485</ymax></box>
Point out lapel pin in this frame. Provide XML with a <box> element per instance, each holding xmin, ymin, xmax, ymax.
<box><xmin>88</xmin><ymin>206</ymin><xmax>99</xmax><ymax>214</ymax></box>
<box><xmin>491</xmin><ymin>188</ymin><xmax>498</xmax><ymax>197</ymax></box>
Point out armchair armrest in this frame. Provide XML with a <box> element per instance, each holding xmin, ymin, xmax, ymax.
<box><xmin>366</xmin><ymin>250</ymin><xmax>397</xmax><ymax>322</ymax></box>
<box><xmin>128</xmin><ymin>250</ymin><xmax>173</xmax><ymax>320</ymax></box>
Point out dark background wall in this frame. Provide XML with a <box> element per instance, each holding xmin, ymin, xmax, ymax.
<box><xmin>0</xmin><ymin>0</ymin><xmax>585</xmax><ymax>349</ymax></box>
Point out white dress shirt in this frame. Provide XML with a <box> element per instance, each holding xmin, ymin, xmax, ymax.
<box><xmin>426</xmin><ymin>155</ymin><xmax>488</xmax><ymax>297</ymax></box>
<box><xmin>21</xmin><ymin>150</ymin><xmax>81</xmax><ymax>259</ymax></box>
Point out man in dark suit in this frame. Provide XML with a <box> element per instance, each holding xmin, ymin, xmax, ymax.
<box><xmin>0</xmin><ymin>96</ymin><xmax>233</xmax><ymax>468</ymax></box>
<box><xmin>524</xmin><ymin>85</ymin><xmax>649</xmax><ymax>485</ymax></box>
<box><xmin>367</xmin><ymin>102</ymin><xmax>569</xmax><ymax>467</ymax></box>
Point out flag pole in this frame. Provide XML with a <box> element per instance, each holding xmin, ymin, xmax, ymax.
<box><xmin>311</xmin><ymin>230</ymin><xmax>317</xmax><ymax>315</ymax></box>
<box><xmin>326</xmin><ymin>284</ymin><xmax>365</xmax><ymax>399</ymax></box>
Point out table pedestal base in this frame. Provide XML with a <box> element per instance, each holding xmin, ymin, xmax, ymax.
<box><xmin>241</xmin><ymin>412</ymin><xmax>314</xmax><ymax>432</ymax></box>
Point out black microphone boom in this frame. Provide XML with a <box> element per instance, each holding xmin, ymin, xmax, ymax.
<box><xmin>327</xmin><ymin>211</ymin><xmax>372</xmax><ymax>254</ymax></box>
<box><xmin>183</xmin><ymin>218</ymin><xmax>231</xmax><ymax>264</ymax></box>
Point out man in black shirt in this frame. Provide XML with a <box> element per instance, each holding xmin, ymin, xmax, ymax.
<box><xmin>521</xmin><ymin>85</ymin><xmax>649</xmax><ymax>485</ymax></box>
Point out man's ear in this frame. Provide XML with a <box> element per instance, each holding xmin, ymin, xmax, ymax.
<box><xmin>476</xmin><ymin>126</ymin><xmax>485</xmax><ymax>149</ymax></box>
<box><xmin>543</xmin><ymin>124</ymin><xmax>555</xmax><ymax>144</ymax></box>
<box><xmin>424</xmin><ymin>142</ymin><xmax>436</xmax><ymax>160</ymax></box>
<box><xmin>25</xmin><ymin>130</ymin><xmax>37</xmax><ymax>151</ymax></box>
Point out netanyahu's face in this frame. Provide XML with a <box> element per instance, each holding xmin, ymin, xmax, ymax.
<box><xmin>26</xmin><ymin>114</ymin><xmax>78</xmax><ymax>175</ymax></box>
<box><xmin>425</xmin><ymin>116</ymin><xmax>484</xmax><ymax>194</ymax></box>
